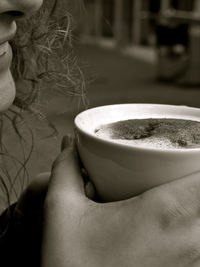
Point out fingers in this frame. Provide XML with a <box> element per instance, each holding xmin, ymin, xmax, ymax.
<box><xmin>61</xmin><ymin>133</ymin><xmax>72</xmax><ymax>151</ymax></box>
<box><xmin>47</xmin><ymin>135</ymin><xmax>86</xmax><ymax>200</ymax></box>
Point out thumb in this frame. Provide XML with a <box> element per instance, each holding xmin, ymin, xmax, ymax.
<box><xmin>47</xmin><ymin>134</ymin><xmax>85</xmax><ymax>200</ymax></box>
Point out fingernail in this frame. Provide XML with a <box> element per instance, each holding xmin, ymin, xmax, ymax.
<box><xmin>85</xmin><ymin>181</ymin><xmax>96</xmax><ymax>200</ymax></box>
<box><xmin>61</xmin><ymin>134</ymin><xmax>73</xmax><ymax>150</ymax></box>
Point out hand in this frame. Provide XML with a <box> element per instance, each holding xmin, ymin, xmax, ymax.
<box><xmin>41</xmin><ymin>135</ymin><xmax>200</xmax><ymax>267</ymax></box>
<box><xmin>13</xmin><ymin>140</ymin><xmax>94</xmax><ymax>267</ymax></box>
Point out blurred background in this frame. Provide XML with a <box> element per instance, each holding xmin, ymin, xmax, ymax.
<box><xmin>39</xmin><ymin>0</ymin><xmax>200</xmax><ymax>177</ymax></box>
<box><xmin>75</xmin><ymin>0</ymin><xmax>200</xmax><ymax>105</ymax></box>
<box><xmin>4</xmin><ymin>0</ymin><xmax>200</xmax><ymax>207</ymax></box>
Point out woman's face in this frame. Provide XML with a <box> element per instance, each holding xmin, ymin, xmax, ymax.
<box><xmin>0</xmin><ymin>0</ymin><xmax>43</xmax><ymax>112</ymax></box>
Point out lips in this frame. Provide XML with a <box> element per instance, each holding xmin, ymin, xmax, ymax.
<box><xmin>0</xmin><ymin>22</ymin><xmax>17</xmax><ymax>70</ymax></box>
<box><xmin>0</xmin><ymin>42</ymin><xmax>9</xmax><ymax>57</ymax></box>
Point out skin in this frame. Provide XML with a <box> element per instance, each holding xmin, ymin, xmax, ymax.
<box><xmin>1</xmin><ymin>1</ymin><xmax>200</xmax><ymax>267</ymax></box>
<box><xmin>39</xmin><ymin>136</ymin><xmax>200</xmax><ymax>267</ymax></box>
<box><xmin>0</xmin><ymin>0</ymin><xmax>43</xmax><ymax>111</ymax></box>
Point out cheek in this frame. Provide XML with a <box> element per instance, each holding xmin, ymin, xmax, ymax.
<box><xmin>0</xmin><ymin>70</ymin><xmax>16</xmax><ymax>112</ymax></box>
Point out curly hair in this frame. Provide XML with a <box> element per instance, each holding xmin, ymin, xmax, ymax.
<box><xmin>11</xmin><ymin>0</ymin><xmax>87</xmax><ymax>112</ymax></box>
<box><xmin>0</xmin><ymin>0</ymin><xmax>87</xmax><ymax>217</ymax></box>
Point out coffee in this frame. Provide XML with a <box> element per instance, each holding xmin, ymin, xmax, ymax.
<box><xmin>95</xmin><ymin>118</ymin><xmax>200</xmax><ymax>149</ymax></box>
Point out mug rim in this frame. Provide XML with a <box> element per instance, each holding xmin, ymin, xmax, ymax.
<box><xmin>74</xmin><ymin>103</ymin><xmax>200</xmax><ymax>153</ymax></box>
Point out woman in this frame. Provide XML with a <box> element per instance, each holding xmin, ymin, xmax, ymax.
<box><xmin>1</xmin><ymin>1</ymin><xmax>200</xmax><ymax>267</ymax></box>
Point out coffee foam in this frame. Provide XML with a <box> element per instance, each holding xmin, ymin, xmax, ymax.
<box><xmin>95</xmin><ymin>128</ymin><xmax>179</xmax><ymax>149</ymax></box>
<box><xmin>96</xmin><ymin>132</ymin><xmax>179</xmax><ymax>149</ymax></box>
<box><xmin>95</xmin><ymin>118</ymin><xmax>200</xmax><ymax>149</ymax></box>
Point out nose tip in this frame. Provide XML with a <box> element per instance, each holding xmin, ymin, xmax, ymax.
<box><xmin>0</xmin><ymin>0</ymin><xmax>43</xmax><ymax>19</ymax></box>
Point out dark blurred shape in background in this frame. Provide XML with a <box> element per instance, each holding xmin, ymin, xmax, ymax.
<box><xmin>76</xmin><ymin>0</ymin><xmax>200</xmax><ymax>85</ymax></box>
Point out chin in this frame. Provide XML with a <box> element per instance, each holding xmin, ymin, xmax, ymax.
<box><xmin>0</xmin><ymin>70</ymin><xmax>16</xmax><ymax>112</ymax></box>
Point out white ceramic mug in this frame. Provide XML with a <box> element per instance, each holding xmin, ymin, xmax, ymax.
<box><xmin>74</xmin><ymin>104</ymin><xmax>200</xmax><ymax>202</ymax></box>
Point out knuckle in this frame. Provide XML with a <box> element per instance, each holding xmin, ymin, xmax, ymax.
<box><xmin>183</xmin><ymin>240</ymin><xmax>200</xmax><ymax>264</ymax></box>
<box><xmin>158</xmin><ymin>203</ymin><xmax>185</xmax><ymax>230</ymax></box>
<box><xmin>143</xmin><ymin>187</ymin><xmax>190</xmax><ymax>230</ymax></box>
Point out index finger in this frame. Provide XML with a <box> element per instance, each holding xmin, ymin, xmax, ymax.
<box><xmin>47</xmin><ymin>135</ymin><xmax>86</xmax><ymax>200</ymax></box>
